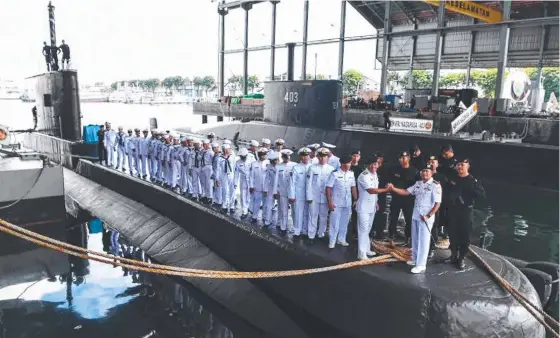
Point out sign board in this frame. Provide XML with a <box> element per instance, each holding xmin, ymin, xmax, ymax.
<box><xmin>451</xmin><ymin>102</ymin><xmax>478</xmax><ymax>135</ymax></box>
<box><xmin>423</xmin><ymin>1</ymin><xmax>503</xmax><ymax>24</ymax></box>
<box><xmin>390</xmin><ymin>117</ymin><xmax>433</xmax><ymax>134</ymax></box>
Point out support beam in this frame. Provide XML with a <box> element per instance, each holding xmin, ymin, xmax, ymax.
<box><xmin>407</xmin><ymin>22</ymin><xmax>417</xmax><ymax>89</ymax></box>
<box><xmin>218</xmin><ymin>4</ymin><xmax>228</xmax><ymax>98</ymax></box>
<box><xmin>495</xmin><ymin>0</ymin><xmax>511</xmax><ymax>99</ymax></box>
<box><xmin>431</xmin><ymin>0</ymin><xmax>445</xmax><ymax>97</ymax></box>
<box><xmin>242</xmin><ymin>3</ymin><xmax>252</xmax><ymax>95</ymax></box>
<box><xmin>535</xmin><ymin>4</ymin><xmax>549</xmax><ymax>85</ymax></box>
<box><xmin>379</xmin><ymin>0</ymin><xmax>391</xmax><ymax>96</ymax></box>
<box><xmin>301</xmin><ymin>1</ymin><xmax>309</xmax><ymax>80</ymax></box>
<box><xmin>338</xmin><ymin>1</ymin><xmax>346</xmax><ymax>80</ymax></box>
<box><xmin>270</xmin><ymin>1</ymin><xmax>278</xmax><ymax>81</ymax></box>
<box><xmin>465</xmin><ymin>19</ymin><xmax>476</xmax><ymax>87</ymax></box>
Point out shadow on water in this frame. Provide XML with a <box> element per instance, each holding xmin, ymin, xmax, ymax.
<box><xmin>0</xmin><ymin>221</ymin><xmax>244</xmax><ymax>338</ymax></box>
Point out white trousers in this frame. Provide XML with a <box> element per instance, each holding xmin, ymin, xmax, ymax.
<box><xmin>165</xmin><ymin>162</ymin><xmax>173</xmax><ymax>184</ymax></box>
<box><xmin>358</xmin><ymin>212</ymin><xmax>376</xmax><ymax>257</ymax></box>
<box><xmin>181</xmin><ymin>165</ymin><xmax>190</xmax><ymax>193</ymax></box>
<box><xmin>127</xmin><ymin>153</ymin><xmax>135</xmax><ymax>175</ymax></box>
<box><xmin>139</xmin><ymin>155</ymin><xmax>148</xmax><ymax>176</ymax></box>
<box><xmin>171</xmin><ymin>160</ymin><xmax>181</xmax><ymax>188</ymax></box>
<box><xmin>191</xmin><ymin>168</ymin><xmax>202</xmax><ymax>198</ymax></box>
<box><xmin>238</xmin><ymin>180</ymin><xmax>249</xmax><ymax>215</ymax></box>
<box><xmin>263</xmin><ymin>192</ymin><xmax>275</xmax><ymax>225</ymax></box>
<box><xmin>220</xmin><ymin>173</ymin><xmax>234</xmax><ymax>209</ymax></box>
<box><xmin>201</xmin><ymin>166</ymin><xmax>213</xmax><ymax>199</ymax></box>
<box><xmin>214</xmin><ymin>178</ymin><xmax>223</xmax><ymax>204</ymax></box>
<box><xmin>277</xmin><ymin>196</ymin><xmax>290</xmax><ymax>231</ymax></box>
<box><xmin>329</xmin><ymin>206</ymin><xmax>352</xmax><ymax>246</ymax></box>
<box><xmin>106</xmin><ymin>146</ymin><xmax>116</xmax><ymax>167</ymax></box>
<box><xmin>308</xmin><ymin>202</ymin><xmax>328</xmax><ymax>239</ymax></box>
<box><xmin>412</xmin><ymin>218</ymin><xmax>434</xmax><ymax>268</ymax></box>
<box><xmin>151</xmin><ymin>157</ymin><xmax>159</xmax><ymax>178</ymax></box>
<box><xmin>292</xmin><ymin>199</ymin><xmax>308</xmax><ymax>236</ymax></box>
<box><xmin>117</xmin><ymin>147</ymin><xmax>126</xmax><ymax>169</ymax></box>
<box><xmin>251</xmin><ymin>191</ymin><xmax>264</xmax><ymax>220</ymax></box>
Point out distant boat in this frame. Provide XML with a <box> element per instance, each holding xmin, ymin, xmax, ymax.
<box><xmin>80</xmin><ymin>88</ymin><xmax>109</xmax><ymax>103</ymax></box>
<box><xmin>0</xmin><ymin>80</ymin><xmax>21</xmax><ymax>100</ymax></box>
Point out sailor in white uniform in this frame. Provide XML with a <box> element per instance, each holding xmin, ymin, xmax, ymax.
<box><xmin>132</xmin><ymin>128</ymin><xmax>142</xmax><ymax>178</ymax></box>
<box><xmin>322</xmin><ymin>142</ymin><xmax>340</xmax><ymax>170</ymax></box>
<box><xmin>288</xmin><ymin>147</ymin><xmax>312</xmax><ymax>237</ymax></box>
<box><xmin>164</xmin><ymin>135</ymin><xmax>174</xmax><ymax>186</ymax></box>
<box><xmin>247</xmin><ymin>140</ymin><xmax>259</xmax><ymax>163</ymax></box>
<box><xmin>170</xmin><ymin>136</ymin><xmax>182</xmax><ymax>190</ymax></box>
<box><xmin>325</xmin><ymin>154</ymin><xmax>356</xmax><ymax>248</ymax></box>
<box><xmin>274</xmin><ymin>139</ymin><xmax>285</xmax><ymax>152</ymax></box>
<box><xmin>124</xmin><ymin>129</ymin><xmax>136</xmax><ymax>176</ymax></box>
<box><xmin>217</xmin><ymin>144</ymin><xmax>236</xmax><ymax>213</ymax></box>
<box><xmin>116</xmin><ymin>126</ymin><xmax>127</xmax><ymax>172</ymax></box>
<box><xmin>390</xmin><ymin>164</ymin><xmax>442</xmax><ymax>273</ymax></box>
<box><xmin>138</xmin><ymin>129</ymin><xmax>150</xmax><ymax>179</ymax></box>
<box><xmin>104</xmin><ymin>123</ymin><xmax>118</xmax><ymax>168</ymax></box>
<box><xmin>158</xmin><ymin>134</ymin><xmax>169</xmax><ymax>183</ymax></box>
<box><xmin>234</xmin><ymin>148</ymin><xmax>251</xmax><ymax>218</ymax></box>
<box><xmin>306</xmin><ymin>148</ymin><xmax>334</xmax><ymax>241</ymax></box>
<box><xmin>262</xmin><ymin>138</ymin><xmax>272</xmax><ymax>150</ymax></box>
<box><xmin>211</xmin><ymin>142</ymin><xmax>222</xmax><ymax>206</ymax></box>
<box><xmin>249</xmin><ymin>148</ymin><xmax>269</xmax><ymax>223</ymax></box>
<box><xmin>308</xmin><ymin>144</ymin><xmax>320</xmax><ymax>165</ymax></box>
<box><xmin>274</xmin><ymin>149</ymin><xmax>295</xmax><ymax>233</ymax></box>
<box><xmin>149</xmin><ymin>130</ymin><xmax>160</xmax><ymax>180</ymax></box>
<box><xmin>190</xmin><ymin>139</ymin><xmax>203</xmax><ymax>200</ymax></box>
<box><xmin>154</xmin><ymin>134</ymin><xmax>165</xmax><ymax>183</ymax></box>
<box><xmin>201</xmin><ymin>140</ymin><xmax>214</xmax><ymax>203</ymax></box>
<box><xmin>263</xmin><ymin>151</ymin><xmax>279</xmax><ymax>227</ymax></box>
<box><xmin>180</xmin><ymin>137</ymin><xmax>192</xmax><ymax>196</ymax></box>
<box><xmin>355</xmin><ymin>155</ymin><xmax>391</xmax><ymax>260</ymax></box>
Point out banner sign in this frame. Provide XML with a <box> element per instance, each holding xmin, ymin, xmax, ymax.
<box><xmin>390</xmin><ymin>117</ymin><xmax>433</xmax><ymax>134</ymax></box>
<box><xmin>423</xmin><ymin>1</ymin><xmax>503</xmax><ymax>24</ymax></box>
<box><xmin>451</xmin><ymin>102</ymin><xmax>478</xmax><ymax>135</ymax></box>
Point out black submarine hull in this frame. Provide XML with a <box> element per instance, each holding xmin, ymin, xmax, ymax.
<box><xmin>73</xmin><ymin>160</ymin><xmax>544</xmax><ymax>338</ymax></box>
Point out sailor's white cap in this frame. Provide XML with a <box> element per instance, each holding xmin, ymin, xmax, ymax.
<box><xmin>192</xmin><ymin>138</ymin><xmax>201</xmax><ymax>144</ymax></box>
<box><xmin>275</xmin><ymin>138</ymin><xmax>285</xmax><ymax>145</ymax></box>
<box><xmin>262</xmin><ymin>138</ymin><xmax>271</xmax><ymax>145</ymax></box>
<box><xmin>307</xmin><ymin>143</ymin><xmax>320</xmax><ymax>151</ymax></box>
<box><xmin>238</xmin><ymin>147</ymin><xmax>249</xmax><ymax>156</ymax></box>
<box><xmin>223</xmin><ymin>143</ymin><xmax>231</xmax><ymax>150</ymax></box>
<box><xmin>186</xmin><ymin>135</ymin><xmax>194</xmax><ymax>141</ymax></box>
<box><xmin>223</xmin><ymin>139</ymin><xmax>232</xmax><ymax>145</ymax></box>
<box><xmin>280</xmin><ymin>149</ymin><xmax>293</xmax><ymax>156</ymax></box>
<box><xmin>257</xmin><ymin>147</ymin><xmax>269</xmax><ymax>154</ymax></box>
<box><xmin>211</xmin><ymin>142</ymin><xmax>220</xmax><ymax>148</ymax></box>
<box><xmin>268</xmin><ymin>151</ymin><xmax>279</xmax><ymax>160</ymax></box>
<box><xmin>202</xmin><ymin>139</ymin><xmax>210</xmax><ymax>144</ymax></box>
<box><xmin>250</xmin><ymin>140</ymin><xmax>259</xmax><ymax>147</ymax></box>
<box><xmin>322</xmin><ymin>142</ymin><xmax>336</xmax><ymax>149</ymax></box>
<box><xmin>298</xmin><ymin>147</ymin><xmax>311</xmax><ymax>155</ymax></box>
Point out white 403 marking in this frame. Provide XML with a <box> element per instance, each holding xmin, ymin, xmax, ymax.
<box><xmin>284</xmin><ymin>91</ymin><xmax>299</xmax><ymax>103</ymax></box>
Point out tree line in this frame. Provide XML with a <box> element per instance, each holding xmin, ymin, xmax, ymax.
<box><xmin>110</xmin><ymin>76</ymin><xmax>217</xmax><ymax>95</ymax></box>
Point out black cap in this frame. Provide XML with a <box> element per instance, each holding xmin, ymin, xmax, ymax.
<box><xmin>340</xmin><ymin>154</ymin><xmax>353</xmax><ymax>164</ymax></box>
<box><xmin>441</xmin><ymin>144</ymin><xmax>453</xmax><ymax>152</ymax></box>
<box><xmin>399</xmin><ymin>151</ymin><xmax>410</xmax><ymax>157</ymax></box>
<box><xmin>351</xmin><ymin>149</ymin><xmax>361</xmax><ymax>156</ymax></box>
<box><xmin>420</xmin><ymin>163</ymin><xmax>433</xmax><ymax>171</ymax></box>
<box><xmin>410</xmin><ymin>144</ymin><xmax>420</xmax><ymax>152</ymax></box>
<box><xmin>370</xmin><ymin>155</ymin><xmax>379</xmax><ymax>164</ymax></box>
<box><xmin>374</xmin><ymin>151</ymin><xmax>384</xmax><ymax>158</ymax></box>
<box><xmin>457</xmin><ymin>157</ymin><xmax>470</xmax><ymax>164</ymax></box>
<box><xmin>428</xmin><ymin>154</ymin><xmax>438</xmax><ymax>161</ymax></box>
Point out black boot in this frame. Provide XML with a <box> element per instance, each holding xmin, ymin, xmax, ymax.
<box><xmin>457</xmin><ymin>256</ymin><xmax>466</xmax><ymax>270</ymax></box>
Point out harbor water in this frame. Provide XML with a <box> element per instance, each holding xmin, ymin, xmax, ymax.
<box><xmin>0</xmin><ymin>100</ymin><xmax>558</xmax><ymax>337</ymax></box>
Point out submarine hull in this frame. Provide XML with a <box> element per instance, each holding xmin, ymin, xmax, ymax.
<box><xmin>73</xmin><ymin>160</ymin><xmax>544</xmax><ymax>338</ymax></box>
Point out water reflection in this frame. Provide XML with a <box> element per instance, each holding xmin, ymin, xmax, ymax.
<box><xmin>0</xmin><ymin>221</ymin><xmax>234</xmax><ymax>338</ymax></box>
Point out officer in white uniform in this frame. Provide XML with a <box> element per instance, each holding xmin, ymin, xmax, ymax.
<box><xmin>190</xmin><ymin>139</ymin><xmax>203</xmax><ymax>200</ymax></box>
<box><xmin>211</xmin><ymin>142</ymin><xmax>223</xmax><ymax>206</ymax></box>
<box><xmin>308</xmin><ymin>144</ymin><xmax>320</xmax><ymax>165</ymax></box>
<box><xmin>306</xmin><ymin>148</ymin><xmax>334</xmax><ymax>241</ymax></box>
<box><xmin>179</xmin><ymin>137</ymin><xmax>191</xmax><ymax>195</ymax></box>
<box><xmin>116</xmin><ymin>126</ymin><xmax>127</xmax><ymax>172</ymax></box>
<box><xmin>154</xmin><ymin>133</ymin><xmax>165</xmax><ymax>183</ymax></box>
<box><xmin>356</xmin><ymin>155</ymin><xmax>391</xmax><ymax>260</ymax></box>
<box><xmin>275</xmin><ymin>139</ymin><xmax>285</xmax><ymax>152</ymax></box>
<box><xmin>158</xmin><ymin>135</ymin><xmax>169</xmax><ymax>183</ymax></box>
<box><xmin>149</xmin><ymin>130</ymin><xmax>160</xmax><ymax>180</ymax></box>
<box><xmin>262</xmin><ymin>138</ymin><xmax>272</xmax><ymax>150</ymax></box>
<box><xmin>323</xmin><ymin>142</ymin><xmax>340</xmax><ymax>170</ymax></box>
<box><xmin>234</xmin><ymin>148</ymin><xmax>251</xmax><ymax>218</ymax></box>
<box><xmin>164</xmin><ymin>135</ymin><xmax>174</xmax><ymax>186</ymax></box>
<box><xmin>170</xmin><ymin>136</ymin><xmax>182</xmax><ymax>191</ymax></box>
<box><xmin>263</xmin><ymin>151</ymin><xmax>279</xmax><ymax>227</ymax></box>
<box><xmin>138</xmin><ymin>129</ymin><xmax>151</xmax><ymax>179</ymax></box>
<box><xmin>201</xmin><ymin>140</ymin><xmax>215</xmax><ymax>204</ymax></box>
<box><xmin>104</xmin><ymin>123</ymin><xmax>118</xmax><ymax>168</ymax></box>
<box><xmin>249</xmin><ymin>148</ymin><xmax>269</xmax><ymax>223</ymax></box>
<box><xmin>274</xmin><ymin>149</ymin><xmax>295</xmax><ymax>234</ymax></box>
<box><xmin>390</xmin><ymin>164</ymin><xmax>442</xmax><ymax>273</ymax></box>
<box><xmin>288</xmin><ymin>147</ymin><xmax>312</xmax><ymax>237</ymax></box>
<box><xmin>124</xmin><ymin>129</ymin><xmax>136</xmax><ymax>176</ymax></box>
<box><xmin>247</xmin><ymin>140</ymin><xmax>259</xmax><ymax>163</ymax></box>
<box><xmin>326</xmin><ymin>154</ymin><xmax>357</xmax><ymax>249</ymax></box>
<box><xmin>217</xmin><ymin>144</ymin><xmax>235</xmax><ymax>213</ymax></box>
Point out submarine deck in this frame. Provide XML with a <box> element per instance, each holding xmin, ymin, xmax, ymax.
<box><xmin>65</xmin><ymin>159</ymin><xmax>544</xmax><ymax>338</ymax></box>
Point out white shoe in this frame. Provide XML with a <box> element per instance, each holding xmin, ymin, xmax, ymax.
<box><xmin>406</xmin><ymin>260</ymin><xmax>415</xmax><ymax>266</ymax></box>
<box><xmin>366</xmin><ymin>251</ymin><xmax>376</xmax><ymax>257</ymax></box>
<box><xmin>357</xmin><ymin>255</ymin><xmax>368</xmax><ymax>260</ymax></box>
<box><xmin>411</xmin><ymin>266</ymin><xmax>426</xmax><ymax>274</ymax></box>
<box><xmin>328</xmin><ymin>243</ymin><xmax>335</xmax><ymax>249</ymax></box>
<box><xmin>337</xmin><ymin>241</ymin><xmax>349</xmax><ymax>247</ymax></box>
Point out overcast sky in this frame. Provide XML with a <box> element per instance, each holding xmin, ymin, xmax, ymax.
<box><xmin>0</xmin><ymin>0</ymin><xmax>381</xmax><ymax>85</ymax></box>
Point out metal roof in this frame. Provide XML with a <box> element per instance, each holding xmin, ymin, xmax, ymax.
<box><xmin>350</xmin><ymin>1</ymin><xmax>559</xmax><ymax>28</ymax></box>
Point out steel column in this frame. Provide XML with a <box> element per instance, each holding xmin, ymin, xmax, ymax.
<box><xmin>242</xmin><ymin>3</ymin><xmax>252</xmax><ymax>95</ymax></box>
<box><xmin>338</xmin><ymin>1</ymin><xmax>346</xmax><ymax>80</ymax></box>
<box><xmin>270</xmin><ymin>1</ymin><xmax>278</xmax><ymax>81</ymax></box>
<box><xmin>218</xmin><ymin>5</ymin><xmax>227</xmax><ymax>98</ymax></box>
<box><xmin>431</xmin><ymin>0</ymin><xmax>445</xmax><ymax>96</ymax></box>
<box><xmin>407</xmin><ymin>22</ymin><xmax>417</xmax><ymax>88</ymax></box>
<box><xmin>47</xmin><ymin>1</ymin><xmax>58</xmax><ymax>71</ymax></box>
<box><xmin>379</xmin><ymin>0</ymin><xmax>391</xmax><ymax>96</ymax></box>
<box><xmin>536</xmin><ymin>4</ymin><xmax>549</xmax><ymax>85</ymax></box>
<box><xmin>301</xmin><ymin>0</ymin><xmax>309</xmax><ymax>80</ymax></box>
<box><xmin>495</xmin><ymin>0</ymin><xmax>511</xmax><ymax>99</ymax></box>
<box><xmin>465</xmin><ymin>19</ymin><xmax>476</xmax><ymax>87</ymax></box>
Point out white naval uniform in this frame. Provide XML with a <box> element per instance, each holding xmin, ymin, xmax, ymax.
<box><xmin>104</xmin><ymin>129</ymin><xmax>118</xmax><ymax>167</ymax></box>
<box><xmin>212</xmin><ymin>152</ymin><xmax>222</xmax><ymax>204</ymax></box>
<box><xmin>164</xmin><ymin>143</ymin><xmax>173</xmax><ymax>185</ymax></box>
<box><xmin>311</xmin><ymin>157</ymin><xmax>319</xmax><ymax>165</ymax></box>
<box><xmin>328</xmin><ymin>155</ymin><xmax>340</xmax><ymax>171</ymax></box>
<box><xmin>407</xmin><ymin>178</ymin><xmax>442</xmax><ymax>268</ymax></box>
<box><xmin>139</xmin><ymin>136</ymin><xmax>150</xmax><ymax>177</ymax></box>
<box><xmin>154</xmin><ymin>139</ymin><xmax>164</xmax><ymax>181</ymax></box>
<box><xmin>124</xmin><ymin>135</ymin><xmax>136</xmax><ymax>175</ymax></box>
<box><xmin>356</xmin><ymin>170</ymin><xmax>379</xmax><ymax>258</ymax></box>
<box><xmin>234</xmin><ymin>158</ymin><xmax>251</xmax><ymax>215</ymax></box>
<box><xmin>275</xmin><ymin>161</ymin><xmax>295</xmax><ymax>231</ymax></box>
<box><xmin>306</xmin><ymin>163</ymin><xmax>335</xmax><ymax>239</ymax></box>
<box><xmin>217</xmin><ymin>154</ymin><xmax>235</xmax><ymax>210</ymax></box>
<box><xmin>116</xmin><ymin>132</ymin><xmax>127</xmax><ymax>170</ymax></box>
<box><xmin>133</xmin><ymin>136</ymin><xmax>142</xmax><ymax>176</ymax></box>
<box><xmin>171</xmin><ymin>145</ymin><xmax>182</xmax><ymax>188</ymax></box>
<box><xmin>190</xmin><ymin>148</ymin><xmax>204</xmax><ymax>198</ymax></box>
<box><xmin>201</xmin><ymin>149</ymin><xmax>214</xmax><ymax>199</ymax></box>
<box><xmin>149</xmin><ymin>137</ymin><xmax>159</xmax><ymax>178</ymax></box>
<box><xmin>263</xmin><ymin>164</ymin><xmax>278</xmax><ymax>226</ymax></box>
<box><xmin>246</xmin><ymin>151</ymin><xmax>257</xmax><ymax>213</ymax></box>
<box><xmin>326</xmin><ymin>169</ymin><xmax>355</xmax><ymax>246</ymax></box>
<box><xmin>249</xmin><ymin>159</ymin><xmax>269</xmax><ymax>221</ymax></box>
<box><xmin>288</xmin><ymin>162</ymin><xmax>311</xmax><ymax>236</ymax></box>
<box><xmin>180</xmin><ymin>147</ymin><xmax>191</xmax><ymax>194</ymax></box>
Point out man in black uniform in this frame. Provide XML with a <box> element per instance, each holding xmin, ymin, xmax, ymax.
<box><xmin>388</xmin><ymin>151</ymin><xmax>417</xmax><ymax>242</ymax></box>
<box><xmin>97</xmin><ymin>124</ymin><xmax>107</xmax><ymax>165</ymax></box>
<box><xmin>445</xmin><ymin>158</ymin><xmax>485</xmax><ymax>270</ymax></box>
<box><xmin>349</xmin><ymin>149</ymin><xmax>363</xmax><ymax>241</ymax></box>
<box><xmin>59</xmin><ymin>40</ymin><xmax>71</xmax><ymax>69</ymax></box>
<box><xmin>50</xmin><ymin>44</ymin><xmax>59</xmax><ymax>71</ymax></box>
<box><xmin>383</xmin><ymin>110</ymin><xmax>392</xmax><ymax>131</ymax></box>
<box><xmin>427</xmin><ymin>155</ymin><xmax>449</xmax><ymax>258</ymax></box>
<box><xmin>410</xmin><ymin>144</ymin><xmax>426</xmax><ymax>171</ymax></box>
<box><xmin>42</xmin><ymin>42</ymin><xmax>52</xmax><ymax>71</ymax></box>
<box><xmin>437</xmin><ymin>144</ymin><xmax>457</xmax><ymax>238</ymax></box>
<box><xmin>373</xmin><ymin>152</ymin><xmax>389</xmax><ymax>239</ymax></box>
